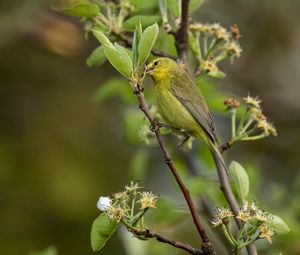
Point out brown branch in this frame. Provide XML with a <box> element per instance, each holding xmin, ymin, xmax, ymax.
<box><xmin>148</xmin><ymin>229</ymin><xmax>203</xmax><ymax>255</ymax></box>
<box><xmin>175</xmin><ymin>0</ymin><xmax>190</xmax><ymax>62</ymax></box>
<box><xmin>133</xmin><ymin>84</ymin><xmax>214</xmax><ymax>255</ymax></box>
<box><xmin>130</xmin><ymin>227</ymin><xmax>203</xmax><ymax>255</ymax></box>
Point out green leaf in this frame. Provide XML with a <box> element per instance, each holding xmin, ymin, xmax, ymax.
<box><xmin>188</xmin><ymin>31</ymin><xmax>200</xmax><ymax>58</ymax></box>
<box><xmin>94</xmin><ymin>78</ymin><xmax>134</xmax><ymax>103</ymax></box>
<box><xmin>129</xmin><ymin>150</ymin><xmax>149</xmax><ymax>179</ymax></box>
<box><xmin>92</xmin><ymin>30</ymin><xmax>133</xmax><ymax>77</ymax></box>
<box><xmin>154</xmin><ymin>30</ymin><xmax>177</xmax><ymax>57</ymax></box>
<box><xmin>167</xmin><ymin>0</ymin><xmax>180</xmax><ymax>18</ymax></box>
<box><xmin>123</xmin><ymin>15</ymin><xmax>161</xmax><ymax>31</ymax></box>
<box><xmin>132</xmin><ymin>21</ymin><xmax>143</xmax><ymax>67</ymax></box>
<box><xmin>229</xmin><ymin>161</ymin><xmax>249</xmax><ymax>203</ymax></box>
<box><xmin>92</xmin><ymin>29</ymin><xmax>113</xmax><ymax>47</ymax></box>
<box><xmin>159</xmin><ymin>0</ymin><xmax>167</xmax><ymax>17</ymax></box>
<box><xmin>189</xmin><ymin>0</ymin><xmax>205</xmax><ymax>13</ymax></box>
<box><xmin>138</xmin><ymin>23</ymin><xmax>159</xmax><ymax>65</ymax></box>
<box><xmin>51</xmin><ymin>0</ymin><xmax>99</xmax><ymax>18</ymax></box>
<box><xmin>91</xmin><ymin>214</ymin><xmax>119</xmax><ymax>251</ymax></box>
<box><xmin>270</xmin><ymin>215</ymin><xmax>290</xmax><ymax>234</ymax></box>
<box><xmin>129</xmin><ymin>0</ymin><xmax>158</xmax><ymax>12</ymax></box>
<box><xmin>86</xmin><ymin>46</ymin><xmax>106</xmax><ymax>67</ymax></box>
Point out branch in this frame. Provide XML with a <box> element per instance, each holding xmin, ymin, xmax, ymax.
<box><xmin>130</xmin><ymin>227</ymin><xmax>203</xmax><ymax>255</ymax></box>
<box><xmin>133</xmin><ymin>84</ymin><xmax>215</xmax><ymax>255</ymax></box>
<box><xmin>175</xmin><ymin>0</ymin><xmax>190</xmax><ymax>62</ymax></box>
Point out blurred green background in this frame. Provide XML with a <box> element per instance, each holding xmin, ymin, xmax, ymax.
<box><xmin>0</xmin><ymin>0</ymin><xmax>300</xmax><ymax>254</ymax></box>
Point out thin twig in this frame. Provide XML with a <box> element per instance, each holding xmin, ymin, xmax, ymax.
<box><xmin>129</xmin><ymin>227</ymin><xmax>203</xmax><ymax>255</ymax></box>
<box><xmin>133</xmin><ymin>84</ymin><xmax>214</xmax><ymax>255</ymax></box>
<box><xmin>148</xmin><ymin>229</ymin><xmax>203</xmax><ymax>255</ymax></box>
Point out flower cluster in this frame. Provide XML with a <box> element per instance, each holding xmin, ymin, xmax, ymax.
<box><xmin>242</xmin><ymin>95</ymin><xmax>277</xmax><ymax>137</ymax></box>
<box><xmin>211</xmin><ymin>201</ymin><xmax>275</xmax><ymax>248</ymax></box>
<box><xmin>224</xmin><ymin>95</ymin><xmax>277</xmax><ymax>146</ymax></box>
<box><xmin>96</xmin><ymin>182</ymin><xmax>158</xmax><ymax>224</ymax></box>
<box><xmin>190</xmin><ymin>23</ymin><xmax>231</xmax><ymax>42</ymax></box>
<box><xmin>190</xmin><ymin>22</ymin><xmax>242</xmax><ymax>78</ymax></box>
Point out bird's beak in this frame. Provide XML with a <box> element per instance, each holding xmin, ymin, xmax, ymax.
<box><xmin>146</xmin><ymin>64</ymin><xmax>154</xmax><ymax>74</ymax></box>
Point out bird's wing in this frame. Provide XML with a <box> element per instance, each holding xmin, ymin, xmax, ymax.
<box><xmin>171</xmin><ymin>75</ymin><xmax>217</xmax><ymax>143</ymax></box>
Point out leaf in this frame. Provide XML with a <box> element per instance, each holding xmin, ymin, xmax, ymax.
<box><xmin>159</xmin><ymin>0</ymin><xmax>167</xmax><ymax>17</ymax></box>
<box><xmin>94</xmin><ymin>78</ymin><xmax>134</xmax><ymax>103</ymax></box>
<box><xmin>229</xmin><ymin>161</ymin><xmax>249</xmax><ymax>203</ymax></box>
<box><xmin>123</xmin><ymin>15</ymin><xmax>161</xmax><ymax>31</ymax></box>
<box><xmin>128</xmin><ymin>0</ymin><xmax>158</xmax><ymax>12</ymax></box>
<box><xmin>51</xmin><ymin>0</ymin><xmax>99</xmax><ymax>18</ymax></box>
<box><xmin>91</xmin><ymin>214</ymin><xmax>119</xmax><ymax>251</ymax></box>
<box><xmin>92</xmin><ymin>30</ymin><xmax>133</xmax><ymax>77</ymax></box>
<box><xmin>167</xmin><ymin>0</ymin><xmax>180</xmax><ymax>18</ymax></box>
<box><xmin>138</xmin><ymin>23</ymin><xmax>159</xmax><ymax>65</ymax></box>
<box><xmin>189</xmin><ymin>0</ymin><xmax>205</xmax><ymax>13</ymax></box>
<box><xmin>92</xmin><ymin>29</ymin><xmax>112</xmax><ymax>47</ymax></box>
<box><xmin>270</xmin><ymin>215</ymin><xmax>290</xmax><ymax>234</ymax></box>
<box><xmin>132</xmin><ymin>21</ymin><xmax>143</xmax><ymax>67</ymax></box>
<box><xmin>86</xmin><ymin>46</ymin><xmax>106</xmax><ymax>67</ymax></box>
<box><xmin>188</xmin><ymin>31</ymin><xmax>200</xmax><ymax>58</ymax></box>
<box><xmin>154</xmin><ymin>30</ymin><xmax>177</xmax><ymax>57</ymax></box>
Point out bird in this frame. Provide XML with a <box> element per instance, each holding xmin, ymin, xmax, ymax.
<box><xmin>146</xmin><ymin>57</ymin><xmax>227</xmax><ymax>172</ymax></box>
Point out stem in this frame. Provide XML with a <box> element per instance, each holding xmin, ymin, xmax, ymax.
<box><xmin>242</xmin><ymin>133</ymin><xmax>267</xmax><ymax>141</ymax></box>
<box><xmin>133</xmin><ymin>83</ymin><xmax>214</xmax><ymax>255</ymax></box>
<box><xmin>130</xmin><ymin>192</ymin><xmax>136</xmax><ymax>217</ymax></box>
<box><xmin>239</xmin><ymin>118</ymin><xmax>254</xmax><ymax>135</ymax></box>
<box><xmin>221</xmin><ymin>224</ymin><xmax>237</xmax><ymax>247</ymax></box>
<box><xmin>231</xmin><ymin>109</ymin><xmax>237</xmax><ymax>138</ymax></box>
<box><xmin>239</xmin><ymin>234</ymin><xmax>259</xmax><ymax>249</ymax></box>
<box><xmin>203</xmin><ymin>36</ymin><xmax>208</xmax><ymax>56</ymax></box>
<box><xmin>130</xmin><ymin>208</ymin><xmax>148</xmax><ymax>226</ymax></box>
<box><xmin>204</xmin><ymin>38</ymin><xmax>220</xmax><ymax>59</ymax></box>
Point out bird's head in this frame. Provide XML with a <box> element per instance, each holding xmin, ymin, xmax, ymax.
<box><xmin>146</xmin><ymin>57</ymin><xmax>179</xmax><ymax>82</ymax></box>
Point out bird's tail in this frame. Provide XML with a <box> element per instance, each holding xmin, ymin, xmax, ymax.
<box><xmin>208</xmin><ymin>141</ymin><xmax>229</xmax><ymax>175</ymax></box>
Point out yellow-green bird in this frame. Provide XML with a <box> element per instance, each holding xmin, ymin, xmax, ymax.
<box><xmin>146</xmin><ymin>57</ymin><xmax>226</xmax><ymax>170</ymax></box>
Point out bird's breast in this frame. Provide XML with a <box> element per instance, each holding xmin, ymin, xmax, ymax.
<box><xmin>154</xmin><ymin>85</ymin><xmax>199</xmax><ymax>134</ymax></box>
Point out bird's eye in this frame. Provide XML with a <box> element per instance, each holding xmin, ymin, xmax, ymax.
<box><xmin>153</xmin><ymin>60</ymin><xmax>159</xmax><ymax>66</ymax></box>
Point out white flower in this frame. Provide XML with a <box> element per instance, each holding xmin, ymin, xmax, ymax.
<box><xmin>97</xmin><ymin>196</ymin><xmax>111</xmax><ymax>211</ymax></box>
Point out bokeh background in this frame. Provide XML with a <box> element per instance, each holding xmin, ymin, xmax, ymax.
<box><xmin>0</xmin><ymin>0</ymin><xmax>300</xmax><ymax>254</ymax></box>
